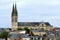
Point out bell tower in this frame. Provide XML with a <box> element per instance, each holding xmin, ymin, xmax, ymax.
<box><xmin>11</xmin><ymin>4</ymin><xmax>18</xmax><ymax>31</ymax></box>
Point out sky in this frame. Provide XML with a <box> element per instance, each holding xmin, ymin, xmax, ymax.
<box><xmin>0</xmin><ymin>0</ymin><xmax>60</xmax><ymax>28</ymax></box>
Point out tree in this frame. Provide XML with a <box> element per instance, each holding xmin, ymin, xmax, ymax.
<box><xmin>0</xmin><ymin>31</ymin><xmax>9</xmax><ymax>40</ymax></box>
<box><xmin>24</xmin><ymin>27</ymin><xmax>30</xmax><ymax>34</ymax></box>
<box><xmin>43</xmin><ymin>34</ymin><xmax>46</xmax><ymax>37</ymax></box>
<box><xmin>17</xmin><ymin>28</ymin><xmax>22</xmax><ymax>30</ymax></box>
<box><xmin>8</xmin><ymin>28</ymin><xmax>11</xmax><ymax>31</ymax></box>
<box><xmin>30</xmin><ymin>31</ymin><xmax>34</xmax><ymax>36</ymax></box>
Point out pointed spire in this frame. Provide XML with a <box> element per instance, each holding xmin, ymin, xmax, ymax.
<box><xmin>13</xmin><ymin>4</ymin><xmax>15</xmax><ymax>11</ymax></box>
<box><xmin>13</xmin><ymin>4</ymin><xmax>14</xmax><ymax>10</ymax></box>
<box><xmin>12</xmin><ymin>3</ymin><xmax>18</xmax><ymax>16</ymax></box>
<box><xmin>15</xmin><ymin>3</ymin><xmax>17</xmax><ymax>12</ymax></box>
<box><xmin>12</xmin><ymin>4</ymin><xmax>15</xmax><ymax>16</ymax></box>
<box><xmin>15</xmin><ymin>3</ymin><xmax>16</xmax><ymax>9</ymax></box>
<box><xmin>15</xmin><ymin>3</ymin><xmax>18</xmax><ymax>15</ymax></box>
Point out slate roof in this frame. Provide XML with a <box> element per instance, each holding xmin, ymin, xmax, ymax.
<box><xmin>8</xmin><ymin>33</ymin><xmax>46</xmax><ymax>39</ymax></box>
<box><xmin>9</xmin><ymin>34</ymin><xmax>20</xmax><ymax>39</ymax></box>
<box><xmin>20</xmin><ymin>34</ymin><xmax>30</xmax><ymax>38</ymax></box>
<box><xmin>20</xmin><ymin>34</ymin><xmax>43</xmax><ymax>38</ymax></box>
<box><xmin>18</xmin><ymin>22</ymin><xmax>52</xmax><ymax>26</ymax></box>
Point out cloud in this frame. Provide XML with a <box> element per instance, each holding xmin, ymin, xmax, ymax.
<box><xmin>0</xmin><ymin>0</ymin><xmax>60</xmax><ymax>27</ymax></box>
<box><xmin>0</xmin><ymin>0</ymin><xmax>60</xmax><ymax>10</ymax></box>
<box><xmin>20</xmin><ymin>0</ymin><xmax>60</xmax><ymax>5</ymax></box>
<box><xmin>0</xmin><ymin>0</ymin><xmax>26</xmax><ymax>10</ymax></box>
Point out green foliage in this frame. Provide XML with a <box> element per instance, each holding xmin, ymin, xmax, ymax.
<box><xmin>0</xmin><ymin>31</ymin><xmax>9</xmax><ymax>40</ymax></box>
<box><xmin>24</xmin><ymin>27</ymin><xmax>30</xmax><ymax>34</ymax></box>
<box><xmin>8</xmin><ymin>28</ymin><xmax>11</xmax><ymax>31</ymax></box>
<box><xmin>43</xmin><ymin>34</ymin><xmax>46</xmax><ymax>37</ymax></box>
<box><xmin>30</xmin><ymin>31</ymin><xmax>34</xmax><ymax>36</ymax></box>
<box><xmin>17</xmin><ymin>28</ymin><xmax>22</xmax><ymax>30</ymax></box>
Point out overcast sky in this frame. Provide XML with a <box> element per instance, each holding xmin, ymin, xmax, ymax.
<box><xmin>0</xmin><ymin>0</ymin><xmax>60</xmax><ymax>28</ymax></box>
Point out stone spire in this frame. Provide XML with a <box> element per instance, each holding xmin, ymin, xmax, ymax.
<box><xmin>12</xmin><ymin>3</ymin><xmax>18</xmax><ymax>16</ymax></box>
<box><xmin>11</xmin><ymin>3</ymin><xmax>18</xmax><ymax>31</ymax></box>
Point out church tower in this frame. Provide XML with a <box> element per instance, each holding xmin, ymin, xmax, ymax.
<box><xmin>11</xmin><ymin>4</ymin><xmax>18</xmax><ymax>31</ymax></box>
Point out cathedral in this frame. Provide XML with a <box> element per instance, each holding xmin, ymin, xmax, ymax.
<box><xmin>11</xmin><ymin>4</ymin><xmax>54</xmax><ymax>31</ymax></box>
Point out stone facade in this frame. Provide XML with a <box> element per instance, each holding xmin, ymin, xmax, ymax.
<box><xmin>11</xmin><ymin>4</ymin><xmax>53</xmax><ymax>31</ymax></box>
<box><xmin>11</xmin><ymin>4</ymin><xmax>18</xmax><ymax>31</ymax></box>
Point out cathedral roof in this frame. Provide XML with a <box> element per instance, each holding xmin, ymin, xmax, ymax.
<box><xmin>18</xmin><ymin>22</ymin><xmax>52</xmax><ymax>27</ymax></box>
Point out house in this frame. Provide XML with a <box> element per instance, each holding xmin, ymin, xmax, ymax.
<box><xmin>20</xmin><ymin>34</ymin><xmax>30</xmax><ymax>40</ymax></box>
<box><xmin>7</xmin><ymin>31</ymin><xmax>46</xmax><ymax>40</ymax></box>
<box><xmin>7</xmin><ymin>31</ymin><xmax>22</xmax><ymax>40</ymax></box>
<box><xmin>31</xmin><ymin>29</ymin><xmax>46</xmax><ymax>36</ymax></box>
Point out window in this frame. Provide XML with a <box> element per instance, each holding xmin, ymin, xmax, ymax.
<box><xmin>42</xmin><ymin>24</ymin><xmax>44</xmax><ymax>27</ymax></box>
